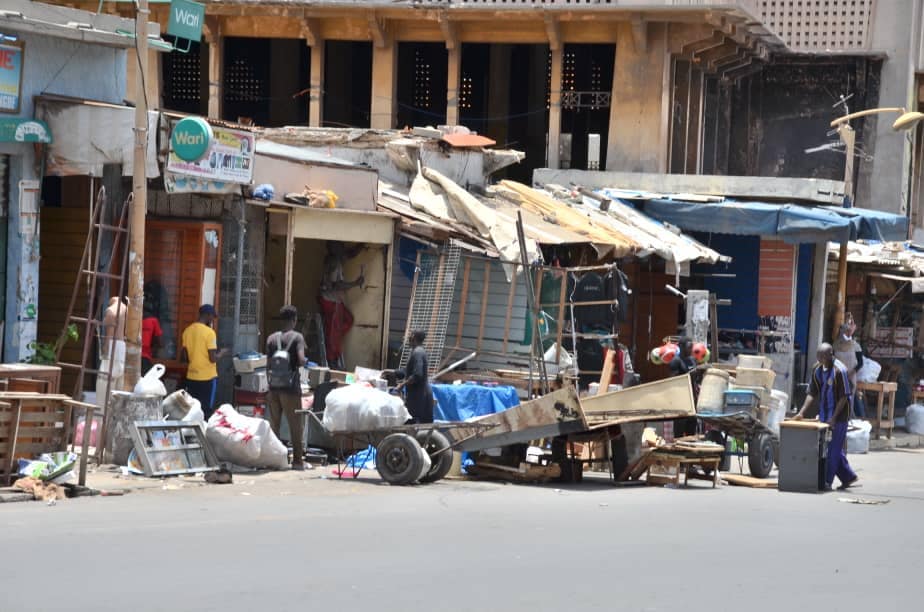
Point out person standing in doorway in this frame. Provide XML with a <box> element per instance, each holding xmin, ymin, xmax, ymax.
<box><xmin>396</xmin><ymin>331</ymin><xmax>434</xmax><ymax>424</ymax></box>
<box><xmin>795</xmin><ymin>343</ymin><xmax>859</xmax><ymax>490</ymax></box>
<box><xmin>266</xmin><ymin>305</ymin><xmax>308</xmax><ymax>470</ymax></box>
<box><xmin>181</xmin><ymin>304</ymin><xmax>227</xmax><ymax>419</ymax></box>
<box><xmin>318</xmin><ymin>241</ymin><xmax>365</xmax><ymax>368</ymax></box>
<box><xmin>141</xmin><ymin>301</ymin><xmax>163</xmax><ymax>376</ymax></box>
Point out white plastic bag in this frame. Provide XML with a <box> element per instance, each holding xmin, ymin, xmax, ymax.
<box><xmin>846</xmin><ymin>419</ymin><xmax>872</xmax><ymax>454</ymax></box>
<box><xmin>543</xmin><ymin>344</ymin><xmax>573</xmax><ymax>376</ymax></box>
<box><xmin>906</xmin><ymin>404</ymin><xmax>924</xmax><ymax>435</ymax></box>
<box><xmin>206</xmin><ymin>404</ymin><xmax>288</xmax><ymax>469</ymax></box>
<box><xmin>856</xmin><ymin>356</ymin><xmax>881</xmax><ymax>383</ymax></box>
<box><xmin>322</xmin><ymin>384</ymin><xmax>411</xmax><ymax>432</ymax></box>
<box><xmin>134</xmin><ymin>363</ymin><xmax>167</xmax><ymax>397</ymax></box>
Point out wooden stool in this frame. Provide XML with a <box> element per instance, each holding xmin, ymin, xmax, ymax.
<box><xmin>644</xmin><ymin>451</ymin><xmax>721</xmax><ymax>488</ymax></box>
<box><xmin>857</xmin><ymin>381</ymin><xmax>897</xmax><ymax>440</ymax></box>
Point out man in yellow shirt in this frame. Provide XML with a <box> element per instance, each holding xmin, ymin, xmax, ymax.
<box><xmin>181</xmin><ymin>304</ymin><xmax>228</xmax><ymax>419</ymax></box>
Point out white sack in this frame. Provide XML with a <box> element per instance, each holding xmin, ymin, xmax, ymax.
<box><xmin>322</xmin><ymin>384</ymin><xmax>411</xmax><ymax>432</ymax></box>
<box><xmin>206</xmin><ymin>404</ymin><xmax>288</xmax><ymax>469</ymax></box>
<box><xmin>856</xmin><ymin>356</ymin><xmax>881</xmax><ymax>384</ymax></box>
<box><xmin>846</xmin><ymin>419</ymin><xmax>872</xmax><ymax>454</ymax></box>
<box><xmin>906</xmin><ymin>404</ymin><xmax>924</xmax><ymax>435</ymax></box>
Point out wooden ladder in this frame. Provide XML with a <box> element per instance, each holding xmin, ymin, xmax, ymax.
<box><xmin>54</xmin><ymin>187</ymin><xmax>132</xmax><ymax>484</ymax></box>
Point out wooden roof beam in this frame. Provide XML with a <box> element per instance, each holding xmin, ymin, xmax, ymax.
<box><xmin>202</xmin><ymin>15</ymin><xmax>220</xmax><ymax>44</ymax></box>
<box><xmin>679</xmin><ymin>31</ymin><xmax>725</xmax><ymax>58</ymax></box>
<box><xmin>544</xmin><ymin>15</ymin><xmax>561</xmax><ymax>52</ymax></box>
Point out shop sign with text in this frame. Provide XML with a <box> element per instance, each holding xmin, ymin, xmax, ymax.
<box><xmin>0</xmin><ymin>43</ymin><xmax>24</xmax><ymax>113</ymax></box>
<box><xmin>167</xmin><ymin>122</ymin><xmax>254</xmax><ymax>185</ymax></box>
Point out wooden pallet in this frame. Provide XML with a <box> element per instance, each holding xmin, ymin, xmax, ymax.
<box><xmin>721</xmin><ymin>473</ymin><xmax>778</xmax><ymax>489</ymax></box>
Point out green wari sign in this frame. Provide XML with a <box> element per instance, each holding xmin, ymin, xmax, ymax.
<box><xmin>167</xmin><ymin>0</ymin><xmax>205</xmax><ymax>43</ymax></box>
<box><xmin>171</xmin><ymin>117</ymin><xmax>212</xmax><ymax>161</ymax></box>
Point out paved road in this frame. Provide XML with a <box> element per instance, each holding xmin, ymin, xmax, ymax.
<box><xmin>2</xmin><ymin>450</ymin><xmax>922</xmax><ymax>612</ymax></box>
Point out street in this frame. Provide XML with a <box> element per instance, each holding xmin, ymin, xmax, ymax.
<box><xmin>2</xmin><ymin>450</ymin><xmax>922</xmax><ymax>612</ymax></box>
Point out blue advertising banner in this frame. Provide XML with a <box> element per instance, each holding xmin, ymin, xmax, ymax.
<box><xmin>0</xmin><ymin>43</ymin><xmax>23</xmax><ymax>113</ymax></box>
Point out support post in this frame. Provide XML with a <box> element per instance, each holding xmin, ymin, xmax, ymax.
<box><xmin>808</xmin><ymin>242</ymin><xmax>828</xmax><ymax>361</ymax></box>
<box><xmin>284</xmin><ymin>211</ymin><xmax>295</xmax><ymax>305</ymax></box>
<box><xmin>446</xmin><ymin>45</ymin><xmax>461</xmax><ymax>126</ymax></box>
<box><xmin>205</xmin><ymin>18</ymin><xmax>223</xmax><ymax>120</ymax></box>
<box><xmin>547</xmin><ymin>45</ymin><xmax>563</xmax><ymax>169</ymax></box>
<box><xmin>309</xmin><ymin>39</ymin><xmax>325</xmax><ymax>127</ymax></box>
<box><xmin>370</xmin><ymin>39</ymin><xmax>396</xmax><ymax>129</ymax></box>
<box><xmin>124</xmin><ymin>0</ymin><xmax>149</xmax><ymax>389</ymax></box>
<box><xmin>833</xmin><ymin>123</ymin><xmax>856</xmax><ymax>335</ymax></box>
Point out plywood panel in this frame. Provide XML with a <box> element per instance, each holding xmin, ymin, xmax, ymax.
<box><xmin>758</xmin><ymin>239</ymin><xmax>795</xmax><ymax>317</ymax></box>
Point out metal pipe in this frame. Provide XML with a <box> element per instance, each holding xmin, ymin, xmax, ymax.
<box><xmin>233</xmin><ymin>196</ymin><xmax>246</xmax><ymax>352</ymax></box>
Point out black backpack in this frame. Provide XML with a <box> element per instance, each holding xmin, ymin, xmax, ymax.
<box><xmin>268</xmin><ymin>332</ymin><xmax>298</xmax><ymax>390</ymax></box>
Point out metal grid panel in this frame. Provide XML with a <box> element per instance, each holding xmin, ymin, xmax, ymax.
<box><xmin>750</xmin><ymin>0</ymin><xmax>875</xmax><ymax>51</ymax></box>
<box><xmin>400</xmin><ymin>245</ymin><xmax>462</xmax><ymax>376</ymax></box>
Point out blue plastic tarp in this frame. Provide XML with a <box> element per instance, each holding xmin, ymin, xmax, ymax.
<box><xmin>640</xmin><ymin>199</ymin><xmax>907</xmax><ymax>243</ymax></box>
<box><xmin>432</xmin><ymin>384</ymin><xmax>520</xmax><ymax>422</ymax></box>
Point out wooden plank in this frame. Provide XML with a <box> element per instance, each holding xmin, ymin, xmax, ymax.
<box><xmin>4</xmin><ymin>400</ymin><xmax>22</xmax><ymax>484</ymax></box>
<box><xmin>454</xmin><ymin>258</ymin><xmax>472</xmax><ymax>346</ymax></box>
<box><xmin>476</xmin><ymin>260</ymin><xmax>491</xmax><ymax>352</ymax></box>
<box><xmin>449</xmin><ymin>387</ymin><xmax>585</xmax><ymax>452</ymax></box>
<box><xmin>722</xmin><ymin>473</ymin><xmax>778</xmax><ymax>489</ymax></box>
<box><xmin>582</xmin><ymin>376</ymin><xmax>696</xmax><ymax>425</ymax></box>
<box><xmin>502</xmin><ymin>275</ymin><xmax>517</xmax><ymax>353</ymax></box>
<box><xmin>597</xmin><ymin>350</ymin><xmax>616</xmax><ymax>393</ymax></box>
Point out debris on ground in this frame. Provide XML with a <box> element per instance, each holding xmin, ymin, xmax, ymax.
<box><xmin>12</xmin><ymin>477</ymin><xmax>66</xmax><ymax>502</ymax></box>
<box><xmin>838</xmin><ymin>497</ymin><xmax>890</xmax><ymax>505</ymax></box>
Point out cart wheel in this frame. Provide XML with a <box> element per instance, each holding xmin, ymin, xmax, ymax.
<box><xmin>376</xmin><ymin>433</ymin><xmax>427</xmax><ymax>485</ymax></box>
<box><xmin>772</xmin><ymin>437</ymin><xmax>780</xmax><ymax>468</ymax></box>
<box><xmin>417</xmin><ymin>430</ymin><xmax>453</xmax><ymax>483</ymax></box>
<box><xmin>748</xmin><ymin>432</ymin><xmax>774</xmax><ymax>479</ymax></box>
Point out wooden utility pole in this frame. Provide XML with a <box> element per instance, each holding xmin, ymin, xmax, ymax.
<box><xmin>124</xmin><ymin>0</ymin><xmax>150</xmax><ymax>388</ymax></box>
<box><xmin>832</xmin><ymin>123</ymin><xmax>856</xmax><ymax>337</ymax></box>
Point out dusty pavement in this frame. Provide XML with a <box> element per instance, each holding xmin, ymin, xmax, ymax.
<box><xmin>2</xmin><ymin>450</ymin><xmax>922</xmax><ymax>612</ymax></box>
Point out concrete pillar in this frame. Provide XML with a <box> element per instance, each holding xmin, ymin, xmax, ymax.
<box><xmin>446</xmin><ymin>45</ymin><xmax>461</xmax><ymax>126</ymax></box>
<box><xmin>4</xmin><ymin>154</ymin><xmax>39</xmax><ymax>361</ymax></box>
<box><xmin>370</xmin><ymin>41</ymin><xmax>397</xmax><ymax>129</ymax></box>
<box><xmin>487</xmin><ymin>44</ymin><xmax>511</xmax><ymax>145</ymax></box>
<box><xmin>862</xmin><ymin>0</ymin><xmax>918</xmax><ymax>213</ymax></box>
<box><xmin>308</xmin><ymin>41</ymin><xmax>325</xmax><ymax>127</ymax></box>
<box><xmin>207</xmin><ymin>36</ymin><xmax>223</xmax><ymax>120</ymax></box>
<box><xmin>547</xmin><ymin>46</ymin><xmax>563</xmax><ymax>169</ymax></box>
<box><xmin>606</xmin><ymin>22</ymin><xmax>669</xmax><ymax>173</ymax></box>
<box><xmin>807</xmin><ymin>242</ymin><xmax>828</xmax><ymax>371</ymax></box>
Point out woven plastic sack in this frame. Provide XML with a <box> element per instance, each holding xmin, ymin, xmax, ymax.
<box><xmin>322</xmin><ymin>384</ymin><xmax>411</xmax><ymax>432</ymax></box>
<box><xmin>846</xmin><ymin>419</ymin><xmax>872</xmax><ymax>454</ymax></box>
<box><xmin>206</xmin><ymin>404</ymin><xmax>288</xmax><ymax>469</ymax></box>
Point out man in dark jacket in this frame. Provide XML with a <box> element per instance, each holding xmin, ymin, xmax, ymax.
<box><xmin>266</xmin><ymin>305</ymin><xmax>307</xmax><ymax>470</ymax></box>
<box><xmin>396</xmin><ymin>331</ymin><xmax>434</xmax><ymax>424</ymax></box>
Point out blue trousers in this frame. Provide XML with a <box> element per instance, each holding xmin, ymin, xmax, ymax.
<box><xmin>185</xmin><ymin>378</ymin><xmax>218</xmax><ymax>420</ymax></box>
<box><xmin>826</xmin><ymin>421</ymin><xmax>857</xmax><ymax>487</ymax></box>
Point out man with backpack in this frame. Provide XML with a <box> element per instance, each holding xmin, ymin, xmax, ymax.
<box><xmin>266</xmin><ymin>305</ymin><xmax>308</xmax><ymax>470</ymax></box>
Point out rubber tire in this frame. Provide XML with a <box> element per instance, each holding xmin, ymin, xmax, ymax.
<box><xmin>376</xmin><ymin>433</ymin><xmax>426</xmax><ymax>485</ymax></box>
<box><xmin>748</xmin><ymin>432</ymin><xmax>774</xmax><ymax>479</ymax></box>
<box><xmin>772</xmin><ymin>437</ymin><xmax>780</xmax><ymax>468</ymax></box>
<box><xmin>417</xmin><ymin>430</ymin><xmax>453</xmax><ymax>483</ymax></box>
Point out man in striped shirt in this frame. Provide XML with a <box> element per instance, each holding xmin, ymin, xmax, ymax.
<box><xmin>795</xmin><ymin>343</ymin><xmax>858</xmax><ymax>490</ymax></box>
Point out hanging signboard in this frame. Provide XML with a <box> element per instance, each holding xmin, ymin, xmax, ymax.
<box><xmin>0</xmin><ymin>118</ymin><xmax>52</xmax><ymax>143</ymax></box>
<box><xmin>0</xmin><ymin>42</ymin><xmax>24</xmax><ymax>114</ymax></box>
<box><xmin>167</xmin><ymin>122</ymin><xmax>254</xmax><ymax>185</ymax></box>
<box><xmin>167</xmin><ymin>0</ymin><xmax>205</xmax><ymax>43</ymax></box>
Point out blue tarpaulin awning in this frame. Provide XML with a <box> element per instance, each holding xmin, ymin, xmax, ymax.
<box><xmin>638</xmin><ymin>199</ymin><xmax>907</xmax><ymax>243</ymax></box>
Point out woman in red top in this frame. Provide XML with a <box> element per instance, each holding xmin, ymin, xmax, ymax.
<box><xmin>141</xmin><ymin>303</ymin><xmax>163</xmax><ymax>375</ymax></box>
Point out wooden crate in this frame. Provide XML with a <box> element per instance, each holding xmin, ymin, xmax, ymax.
<box><xmin>0</xmin><ymin>394</ymin><xmax>73</xmax><ymax>484</ymax></box>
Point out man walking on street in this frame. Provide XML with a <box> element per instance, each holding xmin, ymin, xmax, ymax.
<box><xmin>266</xmin><ymin>305</ymin><xmax>308</xmax><ymax>470</ymax></box>
<box><xmin>181</xmin><ymin>304</ymin><xmax>227</xmax><ymax>419</ymax></box>
<box><xmin>795</xmin><ymin>342</ymin><xmax>859</xmax><ymax>490</ymax></box>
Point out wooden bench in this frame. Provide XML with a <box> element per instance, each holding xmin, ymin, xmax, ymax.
<box><xmin>857</xmin><ymin>381</ymin><xmax>897</xmax><ymax>440</ymax></box>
